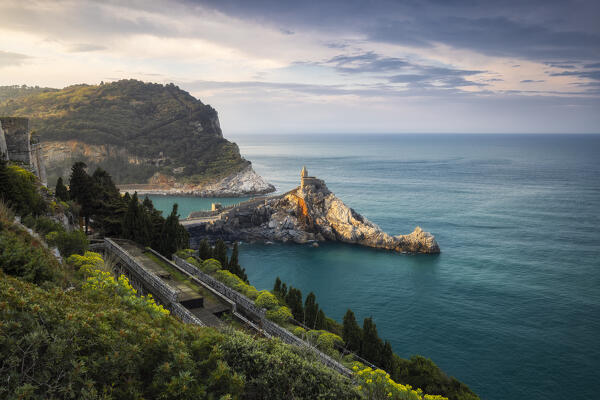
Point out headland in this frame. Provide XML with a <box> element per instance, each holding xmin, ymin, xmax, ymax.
<box><xmin>182</xmin><ymin>167</ymin><xmax>440</xmax><ymax>254</ymax></box>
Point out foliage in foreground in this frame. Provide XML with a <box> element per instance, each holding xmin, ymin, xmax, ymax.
<box><xmin>0</xmin><ymin>219</ymin><xmax>360</xmax><ymax>399</ymax></box>
<box><xmin>0</xmin><ymin>160</ymin><xmax>47</xmax><ymax>217</ymax></box>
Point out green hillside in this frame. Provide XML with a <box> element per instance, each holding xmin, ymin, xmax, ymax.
<box><xmin>0</xmin><ymin>80</ymin><xmax>248</xmax><ymax>185</ymax></box>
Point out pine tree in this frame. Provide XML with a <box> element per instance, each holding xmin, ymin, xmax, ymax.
<box><xmin>361</xmin><ymin>317</ymin><xmax>383</xmax><ymax>365</ymax></box>
<box><xmin>213</xmin><ymin>239</ymin><xmax>228</xmax><ymax>268</ymax></box>
<box><xmin>55</xmin><ymin>177</ymin><xmax>69</xmax><ymax>201</ymax></box>
<box><xmin>198</xmin><ymin>239</ymin><xmax>212</xmax><ymax>260</ymax></box>
<box><xmin>304</xmin><ymin>292</ymin><xmax>319</xmax><ymax>328</ymax></box>
<box><xmin>342</xmin><ymin>309</ymin><xmax>362</xmax><ymax>353</ymax></box>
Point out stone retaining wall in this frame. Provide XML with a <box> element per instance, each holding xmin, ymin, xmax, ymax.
<box><xmin>173</xmin><ymin>255</ymin><xmax>266</xmax><ymax>320</ymax></box>
<box><xmin>105</xmin><ymin>239</ymin><xmax>180</xmax><ymax>304</ymax></box>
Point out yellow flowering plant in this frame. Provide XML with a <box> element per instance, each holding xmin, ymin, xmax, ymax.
<box><xmin>353</xmin><ymin>364</ymin><xmax>447</xmax><ymax>400</ymax></box>
<box><xmin>68</xmin><ymin>251</ymin><xmax>169</xmax><ymax>318</ymax></box>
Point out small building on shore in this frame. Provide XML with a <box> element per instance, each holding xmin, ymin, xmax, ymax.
<box><xmin>300</xmin><ymin>166</ymin><xmax>324</xmax><ymax>190</ymax></box>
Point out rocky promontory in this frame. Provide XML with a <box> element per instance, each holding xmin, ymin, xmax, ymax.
<box><xmin>118</xmin><ymin>164</ymin><xmax>275</xmax><ymax>197</ymax></box>
<box><xmin>183</xmin><ymin>168</ymin><xmax>440</xmax><ymax>254</ymax></box>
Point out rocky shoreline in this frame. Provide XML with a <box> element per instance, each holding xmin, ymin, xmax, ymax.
<box><xmin>183</xmin><ymin>168</ymin><xmax>440</xmax><ymax>254</ymax></box>
<box><xmin>119</xmin><ymin>165</ymin><xmax>276</xmax><ymax>197</ymax></box>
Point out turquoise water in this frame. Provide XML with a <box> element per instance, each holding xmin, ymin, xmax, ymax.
<box><xmin>151</xmin><ymin>134</ymin><xmax>600</xmax><ymax>400</ymax></box>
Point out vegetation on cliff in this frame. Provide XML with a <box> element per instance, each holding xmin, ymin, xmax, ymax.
<box><xmin>64</xmin><ymin>161</ymin><xmax>189</xmax><ymax>257</ymax></box>
<box><xmin>0</xmin><ymin>80</ymin><xmax>249</xmax><ymax>185</ymax></box>
<box><xmin>0</xmin><ymin>165</ymin><xmax>360</xmax><ymax>399</ymax></box>
<box><xmin>0</xmin><ymin>232</ymin><xmax>359</xmax><ymax>399</ymax></box>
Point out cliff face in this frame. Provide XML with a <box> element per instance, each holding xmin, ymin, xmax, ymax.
<box><xmin>0</xmin><ymin>80</ymin><xmax>273</xmax><ymax>196</ymax></box>
<box><xmin>185</xmin><ymin>179</ymin><xmax>440</xmax><ymax>254</ymax></box>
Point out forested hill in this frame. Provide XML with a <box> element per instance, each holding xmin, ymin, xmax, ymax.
<box><xmin>0</xmin><ymin>80</ymin><xmax>249</xmax><ymax>185</ymax></box>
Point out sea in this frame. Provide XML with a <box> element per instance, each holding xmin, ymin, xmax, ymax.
<box><xmin>148</xmin><ymin>134</ymin><xmax>600</xmax><ymax>400</ymax></box>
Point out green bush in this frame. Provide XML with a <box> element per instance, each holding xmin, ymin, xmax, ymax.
<box><xmin>0</xmin><ymin>271</ymin><xmax>244</xmax><ymax>399</ymax></box>
<box><xmin>217</xmin><ymin>328</ymin><xmax>360</xmax><ymax>399</ymax></box>
<box><xmin>22</xmin><ymin>214</ymin><xmax>36</xmax><ymax>228</ymax></box>
<box><xmin>33</xmin><ymin>216</ymin><xmax>64</xmax><ymax>236</ymax></box>
<box><xmin>176</xmin><ymin>248</ymin><xmax>197</xmax><ymax>258</ymax></box>
<box><xmin>47</xmin><ymin>229</ymin><xmax>88</xmax><ymax>257</ymax></box>
<box><xmin>201</xmin><ymin>258</ymin><xmax>222</xmax><ymax>274</ymax></box>
<box><xmin>265</xmin><ymin>306</ymin><xmax>293</xmax><ymax>324</ymax></box>
<box><xmin>255</xmin><ymin>290</ymin><xmax>279</xmax><ymax>310</ymax></box>
<box><xmin>0</xmin><ymin>227</ymin><xmax>61</xmax><ymax>285</ymax></box>
<box><xmin>293</xmin><ymin>326</ymin><xmax>307</xmax><ymax>338</ymax></box>
<box><xmin>0</xmin><ymin>163</ymin><xmax>47</xmax><ymax>216</ymax></box>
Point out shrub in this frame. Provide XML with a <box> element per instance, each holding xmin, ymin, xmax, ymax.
<box><xmin>255</xmin><ymin>290</ymin><xmax>279</xmax><ymax>310</ymax></box>
<box><xmin>186</xmin><ymin>256</ymin><xmax>201</xmax><ymax>268</ymax></box>
<box><xmin>201</xmin><ymin>258</ymin><xmax>222</xmax><ymax>274</ymax></box>
<box><xmin>0</xmin><ymin>228</ymin><xmax>61</xmax><ymax>285</ymax></box>
<box><xmin>218</xmin><ymin>328</ymin><xmax>361</xmax><ymax>399</ymax></box>
<box><xmin>266</xmin><ymin>306</ymin><xmax>293</xmax><ymax>324</ymax></box>
<box><xmin>67</xmin><ymin>251</ymin><xmax>104</xmax><ymax>271</ymax></box>
<box><xmin>0</xmin><ymin>200</ymin><xmax>14</xmax><ymax>230</ymax></box>
<box><xmin>353</xmin><ymin>364</ymin><xmax>447</xmax><ymax>400</ymax></box>
<box><xmin>215</xmin><ymin>269</ymin><xmax>244</xmax><ymax>288</ymax></box>
<box><xmin>34</xmin><ymin>216</ymin><xmax>64</xmax><ymax>236</ymax></box>
<box><xmin>0</xmin><ymin>271</ymin><xmax>244</xmax><ymax>399</ymax></box>
<box><xmin>293</xmin><ymin>326</ymin><xmax>307</xmax><ymax>338</ymax></box>
<box><xmin>47</xmin><ymin>229</ymin><xmax>88</xmax><ymax>257</ymax></box>
<box><xmin>22</xmin><ymin>214</ymin><xmax>36</xmax><ymax>228</ymax></box>
<box><xmin>240</xmin><ymin>284</ymin><xmax>259</xmax><ymax>300</ymax></box>
<box><xmin>176</xmin><ymin>248</ymin><xmax>197</xmax><ymax>258</ymax></box>
<box><xmin>0</xmin><ymin>163</ymin><xmax>47</xmax><ymax>216</ymax></box>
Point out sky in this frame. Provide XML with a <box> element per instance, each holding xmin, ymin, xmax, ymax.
<box><xmin>0</xmin><ymin>0</ymin><xmax>599</xmax><ymax>134</ymax></box>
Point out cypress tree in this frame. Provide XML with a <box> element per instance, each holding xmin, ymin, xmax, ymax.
<box><xmin>342</xmin><ymin>309</ymin><xmax>362</xmax><ymax>353</ymax></box>
<box><xmin>285</xmin><ymin>287</ymin><xmax>304</xmax><ymax>321</ymax></box>
<box><xmin>159</xmin><ymin>203</ymin><xmax>187</xmax><ymax>257</ymax></box>
<box><xmin>198</xmin><ymin>239</ymin><xmax>212</xmax><ymax>260</ymax></box>
<box><xmin>381</xmin><ymin>340</ymin><xmax>395</xmax><ymax>375</ymax></box>
<box><xmin>273</xmin><ymin>277</ymin><xmax>282</xmax><ymax>296</ymax></box>
<box><xmin>69</xmin><ymin>162</ymin><xmax>93</xmax><ymax>232</ymax></box>
<box><xmin>55</xmin><ymin>177</ymin><xmax>69</xmax><ymax>201</ymax></box>
<box><xmin>228</xmin><ymin>242</ymin><xmax>248</xmax><ymax>282</ymax></box>
<box><xmin>89</xmin><ymin>168</ymin><xmax>127</xmax><ymax>237</ymax></box>
<box><xmin>361</xmin><ymin>317</ymin><xmax>383</xmax><ymax>365</ymax></box>
<box><xmin>122</xmin><ymin>193</ymin><xmax>141</xmax><ymax>241</ymax></box>
<box><xmin>214</xmin><ymin>239</ymin><xmax>228</xmax><ymax>268</ymax></box>
<box><xmin>304</xmin><ymin>292</ymin><xmax>319</xmax><ymax>328</ymax></box>
<box><xmin>280</xmin><ymin>283</ymin><xmax>288</xmax><ymax>299</ymax></box>
<box><xmin>315</xmin><ymin>309</ymin><xmax>326</xmax><ymax>330</ymax></box>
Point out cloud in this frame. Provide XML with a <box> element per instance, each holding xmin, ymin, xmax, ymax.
<box><xmin>310</xmin><ymin>51</ymin><xmax>486</xmax><ymax>90</ymax></box>
<box><xmin>191</xmin><ymin>0</ymin><xmax>600</xmax><ymax>62</ymax></box>
<box><xmin>324</xmin><ymin>52</ymin><xmax>411</xmax><ymax>74</ymax></box>
<box><xmin>0</xmin><ymin>50</ymin><xmax>30</xmax><ymax>68</ymax></box>
<box><xmin>521</xmin><ymin>79</ymin><xmax>545</xmax><ymax>83</ymax></box>
<box><xmin>549</xmin><ymin>70</ymin><xmax>600</xmax><ymax>80</ymax></box>
<box><xmin>67</xmin><ymin>43</ymin><xmax>107</xmax><ymax>52</ymax></box>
